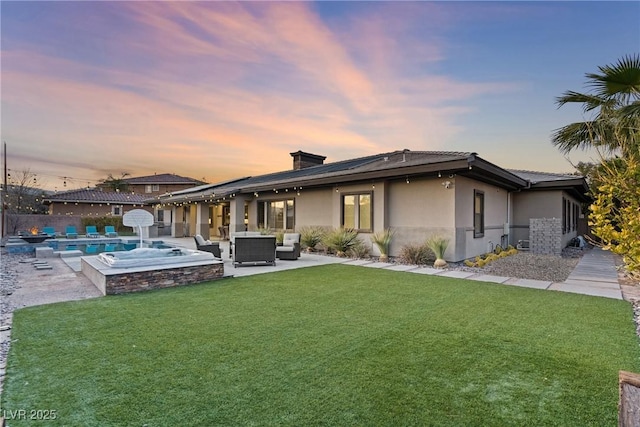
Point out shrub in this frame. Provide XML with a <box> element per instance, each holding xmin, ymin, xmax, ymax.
<box><xmin>323</xmin><ymin>228</ymin><xmax>360</xmax><ymax>256</ymax></box>
<box><xmin>426</xmin><ymin>235</ymin><xmax>450</xmax><ymax>267</ymax></box>
<box><xmin>299</xmin><ymin>226</ymin><xmax>326</xmax><ymax>251</ymax></box>
<box><xmin>398</xmin><ymin>243</ymin><xmax>434</xmax><ymax>265</ymax></box>
<box><xmin>371</xmin><ymin>228</ymin><xmax>395</xmax><ymax>257</ymax></box>
<box><xmin>349</xmin><ymin>240</ymin><xmax>370</xmax><ymax>259</ymax></box>
<box><xmin>81</xmin><ymin>217</ymin><xmax>124</xmax><ymax>232</ymax></box>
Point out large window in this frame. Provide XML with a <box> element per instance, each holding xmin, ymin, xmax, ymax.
<box><xmin>342</xmin><ymin>192</ymin><xmax>372</xmax><ymax>231</ymax></box>
<box><xmin>473</xmin><ymin>190</ymin><xmax>484</xmax><ymax>238</ymax></box>
<box><xmin>258</xmin><ymin>199</ymin><xmax>295</xmax><ymax>230</ymax></box>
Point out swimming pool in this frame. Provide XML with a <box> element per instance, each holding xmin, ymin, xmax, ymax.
<box><xmin>52</xmin><ymin>240</ymin><xmax>172</xmax><ymax>255</ymax></box>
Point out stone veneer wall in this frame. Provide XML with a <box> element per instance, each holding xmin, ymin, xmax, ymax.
<box><xmin>104</xmin><ymin>263</ymin><xmax>224</xmax><ymax>295</ymax></box>
<box><xmin>529</xmin><ymin>218</ymin><xmax>562</xmax><ymax>256</ymax></box>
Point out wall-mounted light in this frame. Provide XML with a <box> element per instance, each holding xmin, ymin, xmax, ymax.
<box><xmin>406</xmin><ymin>176</ymin><xmax>410</xmax><ymax>184</ymax></box>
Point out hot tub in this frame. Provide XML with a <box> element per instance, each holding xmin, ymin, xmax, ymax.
<box><xmin>83</xmin><ymin>248</ymin><xmax>225</xmax><ymax>295</ymax></box>
<box><xmin>97</xmin><ymin>247</ymin><xmax>215</xmax><ymax>268</ymax></box>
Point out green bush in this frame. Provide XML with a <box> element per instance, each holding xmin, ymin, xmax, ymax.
<box><xmin>81</xmin><ymin>217</ymin><xmax>124</xmax><ymax>232</ymax></box>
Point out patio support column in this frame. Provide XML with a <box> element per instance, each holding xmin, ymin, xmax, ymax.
<box><xmin>229</xmin><ymin>194</ymin><xmax>248</xmax><ymax>233</ymax></box>
<box><xmin>172</xmin><ymin>206</ymin><xmax>184</xmax><ymax>237</ymax></box>
<box><xmin>195</xmin><ymin>202</ymin><xmax>210</xmax><ymax>240</ymax></box>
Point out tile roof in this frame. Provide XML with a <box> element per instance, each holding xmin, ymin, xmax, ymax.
<box><xmin>507</xmin><ymin>169</ymin><xmax>583</xmax><ymax>184</ymax></box>
<box><xmin>44</xmin><ymin>188</ymin><xmax>149</xmax><ymax>204</ymax></box>
<box><xmin>124</xmin><ymin>173</ymin><xmax>205</xmax><ymax>185</ymax></box>
<box><xmin>153</xmin><ymin>150</ymin><xmax>590</xmax><ymax>204</ymax></box>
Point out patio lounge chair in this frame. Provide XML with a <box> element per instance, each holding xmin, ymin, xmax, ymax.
<box><xmin>42</xmin><ymin>227</ymin><xmax>57</xmax><ymax>237</ymax></box>
<box><xmin>65</xmin><ymin>226</ymin><xmax>78</xmax><ymax>239</ymax></box>
<box><xmin>104</xmin><ymin>226</ymin><xmax>118</xmax><ymax>237</ymax></box>
<box><xmin>85</xmin><ymin>225</ymin><xmax>101</xmax><ymax>238</ymax></box>
<box><xmin>276</xmin><ymin>233</ymin><xmax>301</xmax><ymax>260</ymax></box>
<box><xmin>194</xmin><ymin>235</ymin><xmax>222</xmax><ymax>258</ymax></box>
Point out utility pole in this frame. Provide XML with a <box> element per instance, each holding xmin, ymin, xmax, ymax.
<box><xmin>2</xmin><ymin>141</ymin><xmax>6</xmax><ymax>238</ymax></box>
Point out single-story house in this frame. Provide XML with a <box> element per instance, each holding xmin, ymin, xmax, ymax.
<box><xmin>152</xmin><ymin>150</ymin><xmax>590</xmax><ymax>262</ymax></box>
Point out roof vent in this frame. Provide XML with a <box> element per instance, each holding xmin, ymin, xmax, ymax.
<box><xmin>290</xmin><ymin>151</ymin><xmax>326</xmax><ymax>170</ymax></box>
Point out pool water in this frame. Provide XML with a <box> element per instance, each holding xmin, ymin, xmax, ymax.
<box><xmin>61</xmin><ymin>242</ymin><xmax>172</xmax><ymax>255</ymax></box>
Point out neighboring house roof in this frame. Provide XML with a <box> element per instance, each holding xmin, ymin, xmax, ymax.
<box><xmin>43</xmin><ymin>188</ymin><xmax>149</xmax><ymax>205</ymax></box>
<box><xmin>156</xmin><ymin>150</ymin><xmax>557</xmax><ymax>204</ymax></box>
<box><xmin>124</xmin><ymin>173</ymin><xmax>205</xmax><ymax>185</ymax></box>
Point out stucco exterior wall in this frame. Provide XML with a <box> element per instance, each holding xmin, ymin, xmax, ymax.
<box><xmin>454</xmin><ymin>176</ymin><xmax>509</xmax><ymax>261</ymax></box>
<box><xmin>511</xmin><ymin>190</ymin><xmax>580</xmax><ymax>247</ymax></box>
<box><xmin>387</xmin><ymin>177</ymin><xmax>456</xmax><ymax>259</ymax></box>
<box><xmin>286</xmin><ymin>187</ymin><xmax>334</xmax><ymax>229</ymax></box>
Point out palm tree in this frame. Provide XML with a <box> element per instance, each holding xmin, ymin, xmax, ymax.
<box><xmin>552</xmin><ymin>54</ymin><xmax>640</xmax><ymax>160</ymax></box>
<box><xmin>100</xmin><ymin>172</ymin><xmax>131</xmax><ymax>192</ymax></box>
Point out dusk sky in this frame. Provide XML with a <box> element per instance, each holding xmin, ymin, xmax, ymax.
<box><xmin>2</xmin><ymin>1</ymin><xmax>639</xmax><ymax>191</ymax></box>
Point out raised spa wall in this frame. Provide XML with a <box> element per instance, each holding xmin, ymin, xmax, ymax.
<box><xmin>81</xmin><ymin>257</ymin><xmax>224</xmax><ymax>295</ymax></box>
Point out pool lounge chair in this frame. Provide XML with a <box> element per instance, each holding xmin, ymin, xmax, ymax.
<box><xmin>65</xmin><ymin>226</ymin><xmax>78</xmax><ymax>239</ymax></box>
<box><xmin>104</xmin><ymin>226</ymin><xmax>118</xmax><ymax>237</ymax></box>
<box><xmin>42</xmin><ymin>227</ymin><xmax>57</xmax><ymax>237</ymax></box>
<box><xmin>85</xmin><ymin>225</ymin><xmax>101</xmax><ymax>238</ymax></box>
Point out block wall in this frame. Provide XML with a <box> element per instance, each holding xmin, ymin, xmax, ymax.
<box><xmin>529</xmin><ymin>218</ymin><xmax>562</xmax><ymax>256</ymax></box>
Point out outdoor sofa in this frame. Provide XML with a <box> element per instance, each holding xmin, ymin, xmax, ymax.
<box><xmin>232</xmin><ymin>235</ymin><xmax>276</xmax><ymax>267</ymax></box>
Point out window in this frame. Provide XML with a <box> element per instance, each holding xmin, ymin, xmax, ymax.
<box><xmin>112</xmin><ymin>205</ymin><xmax>123</xmax><ymax>216</ymax></box>
<box><xmin>257</xmin><ymin>199</ymin><xmax>295</xmax><ymax>230</ymax></box>
<box><xmin>156</xmin><ymin>209</ymin><xmax>164</xmax><ymax>222</ymax></box>
<box><xmin>145</xmin><ymin>184</ymin><xmax>160</xmax><ymax>193</ymax></box>
<box><xmin>473</xmin><ymin>190</ymin><xmax>484</xmax><ymax>238</ymax></box>
<box><xmin>341</xmin><ymin>192</ymin><xmax>372</xmax><ymax>231</ymax></box>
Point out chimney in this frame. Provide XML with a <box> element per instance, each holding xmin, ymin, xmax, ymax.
<box><xmin>290</xmin><ymin>151</ymin><xmax>326</xmax><ymax>170</ymax></box>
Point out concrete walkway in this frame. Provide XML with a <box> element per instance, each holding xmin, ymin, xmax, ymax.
<box><xmin>549</xmin><ymin>247</ymin><xmax>622</xmax><ymax>299</ymax></box>
<box><xmin>340</xmin><ymin>246</ymin><xmax>622</xmax><ymax>300</ymax></box>
<box><xmin>57</xmin><ymin>237</ymin><xmax>622</xmax><ymax>299</ymax></box>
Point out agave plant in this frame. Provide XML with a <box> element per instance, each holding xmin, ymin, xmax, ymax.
<box><xmin>323</xmin><ymin>228</ymin><xmax>360</xmax><ymax>257</ymax></box>
<box><xmin>371</xmin><ymin>228</ymin><xmax>395</xmax><ymax>262</ymax></box>
<box><xmin>426</xmin><ymin>235</ymin><xmax>449</xmax><ymax>268</ymax></box>
<box><xmin>299</xmin><ymin>226</ymin><xmax>326</xmax><ymax>252</ymax></box>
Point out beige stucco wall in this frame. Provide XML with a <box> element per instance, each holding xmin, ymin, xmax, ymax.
<box><xmin>511</xmin><ymin>190</ymin><xmax>580</xmax><ymax>248</ymax></box>
<box><xmin>287</xmin><ymin>187</ymin><xmax>334</xmax><ymax>229</ymax></box>
<box><xmin>387</xmin><ymin>177</ymin><xmax>456</xmax><ymax>259</ymax></box>
<box><xmin>453</xmin><ymin>176</ymin><xmax>509</xmax><ymax>261</ymax></box>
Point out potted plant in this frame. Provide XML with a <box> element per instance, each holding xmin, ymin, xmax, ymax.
<box><xmin>426</xmin><ymin>235</ymin><xmax>449</xmax><ymax>268</ymax></box>
<box><xmin>371</xmin><ymin>228</ymin><xmax>395</xmax><ymax>262</ymax></box>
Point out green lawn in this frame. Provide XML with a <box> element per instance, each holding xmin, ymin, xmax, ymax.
<box><xmin>2</xmin><ymin>265</ymin><xmax>639</xmax><ymax>426</ymax></box>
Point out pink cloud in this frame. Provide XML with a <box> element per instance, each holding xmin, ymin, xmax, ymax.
<box><xmin>3</xmin><ymin>2</ymin><xmax>525</xmax><ymax>190</ymax></box>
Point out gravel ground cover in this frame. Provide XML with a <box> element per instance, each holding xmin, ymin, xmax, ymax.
<box><xmin>452</xmin><ymin>248</ymin><xmax>583</xmax><ymax>283</ymax></box>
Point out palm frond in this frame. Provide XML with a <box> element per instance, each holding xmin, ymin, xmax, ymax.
<box><xmin>586</xmin><ymin>54</ymin><xmax>640</xmax><ymax>103</ymax></box>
